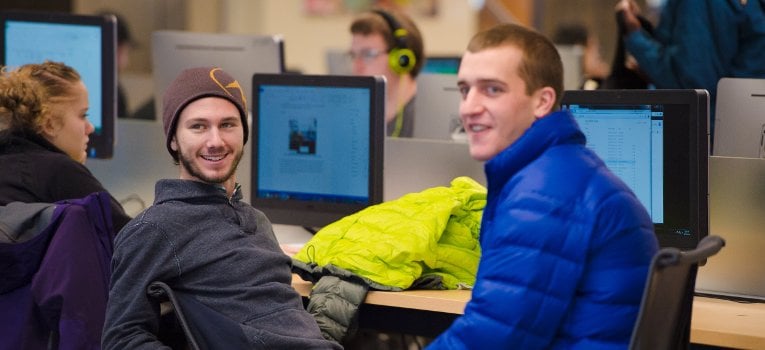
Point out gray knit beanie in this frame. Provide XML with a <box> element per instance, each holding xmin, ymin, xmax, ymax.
<box><xmin>162</xmin><ymin>67</ymin><xmax>248</xmax><ymax>160</ymax></box>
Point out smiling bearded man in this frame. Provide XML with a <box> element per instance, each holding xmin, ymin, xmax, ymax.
<box><xmin>102</xmin><ymin>67</ymin><xmax>342</xmax><ymax>350</ymax></box>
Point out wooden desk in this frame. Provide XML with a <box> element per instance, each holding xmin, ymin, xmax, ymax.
<box><xmin>291</xmin><ymin>274</ymin><xmax>469</xmax><ymax>314</ymax></box>
<box><xmin>691</xmin><ymin>296</ymin><xmax>765</xmax><ymax>349</ymax></box>
<box><xmin>293</xmin><ymin>275</ymin><xmax>765</xmax><ymax>347</ymax></box>
<box><xmin>292</xmin><ymin>274</ymin><xmax>467</xmax><ymax>336</ymax></box>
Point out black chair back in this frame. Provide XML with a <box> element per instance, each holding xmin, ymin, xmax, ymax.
<box><xmin>629</xmin><ymin>235</ymin><xmax>726</xmax><ymax>350</ymax></box>
<box><xmin>147</xmin><ymin>281</ymin><xmax>250</xmax><ymax>350</ymax></box>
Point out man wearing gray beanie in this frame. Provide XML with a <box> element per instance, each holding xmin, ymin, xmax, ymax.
<box><xmin>103</xmin><ymin>67</ymin><xmax>342</xmax><ymax>349</ymax></box>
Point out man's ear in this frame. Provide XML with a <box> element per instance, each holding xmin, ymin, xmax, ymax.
<box><xmin>170</xmin><ymin>136</ymin><xmax>178</xmax><ymax>152</ymax></box>
<box><xmin>533</xmin><ymin>86</ymin><xmax>556</xmax><ymax>118</ymax></box>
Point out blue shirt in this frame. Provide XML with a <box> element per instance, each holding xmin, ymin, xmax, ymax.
<box><xmin>625</xmin><ymin>0</ymin><xmax>765</xmax><ymax>137</ymax></box>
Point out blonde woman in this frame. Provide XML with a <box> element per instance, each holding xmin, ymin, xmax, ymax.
<box><xmin>0</xmin><ymin>61</ymin><xmax>129</xmax><ymax>231</ymax></box>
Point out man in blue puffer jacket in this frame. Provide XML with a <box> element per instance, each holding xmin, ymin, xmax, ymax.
<box><xmin>427</xmin><ymin>23</ymin><xmax>659</xmax><ymax>349</ymax></box>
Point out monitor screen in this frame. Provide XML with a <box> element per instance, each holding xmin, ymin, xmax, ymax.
<box><xmin>421</xmin><ymin>56</ymin><xmax>461</xmax><ymax>75</ymax></box>
<box><xmin>561</xmin><ymin>89</ymin><xmax>709</xmax><ymax>250</ymax></box>
<box><xmin>251</xmin><ymin>74</ymin><xmax>385</xmax><ymax>228</ymax></box>
<box><xmin>0</xmin><ymin>11</ymin><xmax>117</xmax><ymax>159</ymax></box>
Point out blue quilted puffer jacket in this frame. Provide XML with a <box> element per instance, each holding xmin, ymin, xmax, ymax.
<box><xmin>428</xmin><ymin>111</ymin><xmax>659</xmax><ymax>349</ymax></box>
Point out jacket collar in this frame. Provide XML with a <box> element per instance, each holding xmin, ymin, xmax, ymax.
<box><xmin>484</xmin><ymin>110</ymin><xmax>585</xmax><ymax>193</ymax></box>
<box><xmin>153</xmin><ymin>179</ymin><xmax>243</xmax><ymax>205</ymax></box>
<box><xmin>0</xmin><ymin>130</ymin><xmax>67</xmax><ymax>155</ymax></box>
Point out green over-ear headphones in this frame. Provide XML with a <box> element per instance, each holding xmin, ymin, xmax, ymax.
<box><xmin>372</xmin><ymin>9</ymin><xmax>417</xmax><ymax>75</ymax></box>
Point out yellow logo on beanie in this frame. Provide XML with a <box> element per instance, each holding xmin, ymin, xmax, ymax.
<box><xmin>209</xmin><ymin>67</ymin><xmax>247</xmax><ymax>111</ymax></box>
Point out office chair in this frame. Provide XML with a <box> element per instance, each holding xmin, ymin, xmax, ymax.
<box><xmin>0</xmin><ymin>192</ymin><xmax>115</xmax><ymax>350</ymax></box>
<box><xmin>629</xmin><ymin>235</ymin><xmax>726</xmax><ymax>350</ymax></box>
<box><xmin>147</xmin><ymin>281</ymin><xmax>250</xmax><ymax>350</ymax></box>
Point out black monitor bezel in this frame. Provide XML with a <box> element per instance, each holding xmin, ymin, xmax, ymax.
<box><xmin>0</xmin><ymin>10</ymin><xmax>117</xmax><ymax>159</ymax></box>
<box><xmin>250</xmin><ymin>73</ymin><xmax>385</xmax><ymax>228</ymax></box>
<box><xmin>561</xmin><ymin>89</ymin><xmax>709</xmax><ymax>250</ymax></box>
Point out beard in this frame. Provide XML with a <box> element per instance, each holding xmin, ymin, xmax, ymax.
<box><xmin>178</xmin><ymin>146</ymin><xmax>244</xmax><ymax>185</ymax></box>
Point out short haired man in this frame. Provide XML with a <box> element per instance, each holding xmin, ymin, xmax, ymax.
<box><xmin>102</xmin><ymin>67</ymin><xmax>341</xmax><ymax>349</ymax></box>
<box><xmin>426</xmin><ymin>24</ymin><xmax>659</xmax><ymax>349</ymax></box>
<box><xmin>349</xmin><ymin>8</ymin><xmax>424</xmax><ymax>137</ymax></box>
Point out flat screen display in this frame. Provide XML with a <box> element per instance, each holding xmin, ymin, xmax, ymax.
<box><xmin>0</xmin><ymin>11</ymin><xmax>116</xmax><ymax>158</ymax></box>
<box><xmin>561</xmin><ymin>89</ymin><xmax>709</xmax><ymax>250</ymax></box>
<box><xmin>421</xmin><ymin>56</ymin><xmax>461</xmax><ymax>75</ymax></box>
<box><xmin>152</xmin><ymin>30</ymin><xmax>285</xmax><ymax>119</ymax></box>
<box><xmin>251</xmin><ymin>74</ymin><xmax>385</xmax><ymax>228</ymax></box>
<box><xmin>713</xmin><ymin>77</ymin><xmax>765</xmax><ymax>158</ymax></box>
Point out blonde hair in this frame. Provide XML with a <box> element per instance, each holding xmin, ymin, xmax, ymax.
<box><xmin>0</xmin><ymin>61</ymin><xmax>81</xmax><ymax>134</ymax></box>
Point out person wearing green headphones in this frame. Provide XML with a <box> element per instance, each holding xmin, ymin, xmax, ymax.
<box><xmin>348</xmin><ymin>8</ymin><xmax>424</xmax><ymax>138</ymax></box>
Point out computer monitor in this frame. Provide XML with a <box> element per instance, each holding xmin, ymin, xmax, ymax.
<box><xmin>151</xmin><ymin>30</ymin><xmax>285</xmax><ymax>119</ymax></box>
<box><xmin>712</xmin><ymin>77</ymin><xmax>765</xmax><ymax>158</ymax></box>
<box><xmin>561</xmin><ymin>89</ymin><xmax>710</xmax><ymax>250</ymax></box>
<box><xmin>250</xmin><ymin>73</ymin><xmax>385</xmax><ymax>229</ymax></box>
<box><xmin>555</xmin><ymin>44</ymin><xmax>584</xmax><ymax>90</ymax></box>
<box><xmin>325</xmin><ymin>48</ymin><xmax>352</xmax><ymax>75</ymax></box>
<box><xmin>384</xmin><ymin>138</ymin><xmax>485</xmax><ymax>201</ymax></box>
<box><xmin>412</xmin><ymin>73</ymin><xmax>463</xmax><ymax>141</ymax></box>
<box><xmin>421</xmin><ymin>55</ymin><xmax>461</xmax><ymax>75</ymax></box>
<box><xmin>1</xmin><ymin>11</ymin><xmax>117</xmax><ymax>159</ymax></box>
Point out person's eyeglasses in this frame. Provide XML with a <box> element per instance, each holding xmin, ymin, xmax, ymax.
<box><xmin>347</xmin><ymin>49</ymin><xmax>386</xmax><ymax>63</ymax></box>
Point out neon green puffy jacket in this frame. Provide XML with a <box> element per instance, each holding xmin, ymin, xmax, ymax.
<box><xmin>293</xmin><ymin>176</ymin><xmax>486</xmax><ymax>290</ymax></box>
